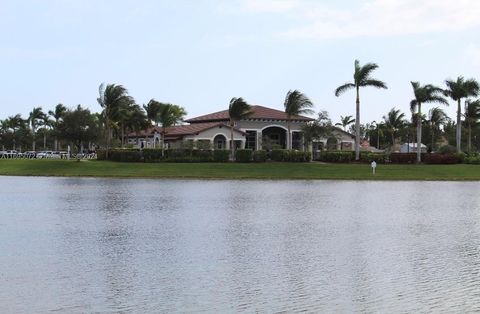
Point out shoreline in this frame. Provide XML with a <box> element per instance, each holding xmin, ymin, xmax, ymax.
<box><xmin>1</xmin><ymin>159</ymin><xmax>480</xmax><ymax>181</ymax></box>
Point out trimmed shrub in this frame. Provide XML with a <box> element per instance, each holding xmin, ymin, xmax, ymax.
<box><xmin>465</xmin><ymin>154</ymin><xmax>480</xmax><ymax>164</ymax></box>
<box><xmin>438</xmin><ymin>145</ymin><xmax>456</xmax><ymax>154</ymax></box>
<box><xmin>213</xmin><ymin>150</ymin><xmax>230</xmax><ymax>162</ymax></box>
<box><xmin>143</xmin><ymin>149</ymin><xmax>163</xmax><ymax>162</ymax></box>
<box><xmin>271</xmin><ymin>149</ymin><xmax>287</xmax><ymax>161</ymax></box>
<box><xmin>235</xmin><ymin>149</ymin><xmax>253</xmax><ymax>162</ymax></box>
<box><xmin>318</xmin><ymin>151</ymin><xmax>354</xmax><ymax>163</ymax></box>
<box><xmin>164</xmin><ymin>149</ymin><xmax>213</xmax><ymax>162</ymax></box>
<box><xmin>96</xmin><ymin>149</ymin><xmax>107</xmax><ymax>160</ymax></box>
<box><xmin>253</xmin><ymin>150</ymin><xmax>267</xmax><ymax>162</ymax></box>
<box><xmin>455</xmin><ymin>152</ymin><xmax>466</xmax><ymax>163</ymax></box>
<box><xmin>108</xmin><ymin>149</ymin><xmax>143</xmax><ymax>162</ymax></box>
<box><xmin>390</xmin><ymin>153</ymin><xmax>418</xmax><ymax>164</ymax></box>
<box><xmin>359</xmin><ymin>152</ymin><xmax>387</xmax><ymax>163</ymax></box>
<box><xmin>423</xmin><ymin>153</ymin><xmax>459</xmax><ymax>164</ymax></box>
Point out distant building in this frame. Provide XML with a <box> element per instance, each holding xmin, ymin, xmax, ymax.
<box><xmin>127</xmin><ymin>105</ymin><xmax>355</xmax><ymax>151</ymax></box>
<box><xmin>400</xmin><ymin>142</ymin><xmax>427</xmax><ymax>153</ymax></box>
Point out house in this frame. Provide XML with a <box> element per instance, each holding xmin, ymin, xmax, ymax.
<box><xmin>400</xmin><ymin>142</ymin><xmax>427</xmax><ymax>153</ymax></box>
<box><xmin>127</xmin><ymin>105</ymin><xmax>355</xmax><ymax>151</ymax></box>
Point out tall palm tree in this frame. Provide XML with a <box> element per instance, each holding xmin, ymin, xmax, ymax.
<box><xmin>410</xmin><ymin>82</ymin><xmax>448</xmax><ymax>162</ymax></box>
<box><xmin>463</xmin><ymin>100</ymin><xmax>480</xmax><ymax>153</ymax></box>
<box><xmin>444</xmin><ymin>76</ymin><xmax>479</xmax><ymax>152</ymax></box>
<box><xmin>284</xmin><ymin>90</ymin><xmax>314</xmax><ymax>149</ymax></box>
<box><xmin>427</xmin><ymin>107</ymin><xmax>449</xmax><ymax>152</ymax></box>
<box><xmin>97</xmin><ymin>83</ymin><xmax>134</xmax><ymax>157</ymax></box>
<box><xmin>40</xmin><ymin>115</ymin><xmax>53</xmax><ymax>149</ymax></box>
<box><xmin>48</xmin><ymin>104</ymin><xmax>67</xmax><ymax>151</ymax></box>
<box><xmin>28</xmin><ymin>107</ymin><xmax>45</xmax><ymax>151</ymax></box>
<box><xmin>382</xmin><ymin>108</ymin><xmax>406</xmax><ymax>149</ymax></box>
<box><xmin>335</xmin><ymin>115</ymin><xmax>355</xmax><ymax>131</ymax></box>
<box><xmin>335</xmin><ymin>60</ymin><xmax>387</xmax><ymax>160</ymax></box>
<box><xmin>228</xmin><ymin>97</ymin><xmax>252</xmax><ymax>160</ymax></box>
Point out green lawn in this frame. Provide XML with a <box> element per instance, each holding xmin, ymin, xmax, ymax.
<box><xmin>1</xmin><ymin>159</ymin><xmax>480</xmax><ymax>180</ymax></box>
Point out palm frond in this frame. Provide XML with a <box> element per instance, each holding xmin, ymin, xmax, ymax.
<box><xmin>334</xmin><ymin>83</ymin><xmax>355</xmax><ymax>96</ymax></box>
<box><xmin>361</xmin><ymin>79</ymin><xmax>387</xmax><ymax>89</ymax></box>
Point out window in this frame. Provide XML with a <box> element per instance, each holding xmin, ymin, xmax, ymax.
<box><xmin>245</xmin><ymin>131</ymin><xmax>257</xmax><ymax>150</ymax></box>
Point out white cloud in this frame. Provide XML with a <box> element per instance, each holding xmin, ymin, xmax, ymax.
<box><xmin>241</xmin><ymin>0</ymin><xmax>480</xmax><ymax>39</ymax></box>
<box><xmin>466</xmin><ymin>44</ymin><xmax>480</xmax><ymax>68</ymax></box>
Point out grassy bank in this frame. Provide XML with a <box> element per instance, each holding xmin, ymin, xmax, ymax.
<box><xmin>1</xmin><ymin>159</ymin><xmax>480</xmax><ymax>180</ymax></box>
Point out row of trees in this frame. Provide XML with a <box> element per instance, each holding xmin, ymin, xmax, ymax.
<box><xmin>335</xmin><ymin>60</ymin><xmax>479</xmax><ymax>162</ymax></box>
<box><xmin>0</xmin><ymin>84</ymin><xmax>187</xmax><ymax>153</ymax></box>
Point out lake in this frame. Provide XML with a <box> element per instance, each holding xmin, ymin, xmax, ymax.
<box><xmin>1</xmin><ymin>176</ymin><xmax>480</xmax><ymax>313</ymax></box>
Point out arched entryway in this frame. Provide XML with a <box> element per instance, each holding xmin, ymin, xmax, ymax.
<box><xmin>262</xmin><ymin>126</ymin><xmax>286</xmax><ymax>150</ymax></box>
<box><xmin>213</xmin><ymin>134</ymin><xmax>227</xmax><ymax>150</ymax></box>
<box><xmin>326</xmin><ymin>136</ymin><xmax>339</xmax><ymax>150</ymax></box>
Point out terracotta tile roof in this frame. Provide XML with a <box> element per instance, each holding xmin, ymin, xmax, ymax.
<box><xmin>185</xmin><ymin>105</ymin><xmax>314</xmax><ymax>123</ymax></box>
<box><xmin>128</xmin><ymin>122</ymin><xmax>244</xmax><ymax>139</ymax></box>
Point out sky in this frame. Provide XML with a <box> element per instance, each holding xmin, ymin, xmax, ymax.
<box><xmin>1</xmin><ymin>0</ymin><xmax>480</xmax><ymax>125</ymax></box>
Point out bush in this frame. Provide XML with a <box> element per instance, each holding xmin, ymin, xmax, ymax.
<box><xmin>438</xmin><ymin>145</ymin><xmax>456</xmax><ymax>154</ymax></box>
<box><xmin>318</xmin><ymin>151</ymin><xmax>354</xmax><ymax>163</ymax></box>
<box><xmin>108</xmin><ymin>149</ymin><xmax>143</xmax><ymax>162</ymax></box>
<box><xmin>213</xmin><ymin>150</ymin><xmax>230</xmax><ymax>162</ymax></box>
<box><xmin>359</xmin><ymin>152</ymin><xmax>387</xmax><ymax>163</ymax></box>
<box><xmin>271</xmin><ymin>149</ymin><xmax>287</xmax><ymax>161</ymax></box>
<box><xmin>465</xmin><ymin>154</ymin><xmax>480</xmax><ymax>164</ymax></box>
<box><xmin>253</xmin><ymin>150</ymin><xmax>267</xmax><ymax>162</ymax></box>
<box><xmin>96</xmin><ymin>149</ymin><xmax>107</xmax><ymax>160</ymax></box>
<box><xmin>455</xmin><ymin>152</ymin><xmax>466</xmax><ymax>163</ymax></box>
<box><xmin>164</xmin><ymin>149</ymin><xmax>213</xmax><ymax>162</ymax></box>
<box><xmin>390</xmin><ymin>153</ymin><xmax>419</xmax><ymax>164</ymax></box>
<box><xmin>143</xmin><ymin>149</ymin><xmax>163</xmax><ymax>162</ymax></box>
<box><xmin>235</xmin><ymin>149</ymin><xmax>253</xmax><ymax>162</ymax></box>
<box><xmin>423</xmin><ymin>153</ymin><xmax>459</xmax><ymax>164</ymax></box>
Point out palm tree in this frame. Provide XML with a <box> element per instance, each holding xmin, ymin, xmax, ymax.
<box><xmin>284</xmin><ymin>90</ymin><xmax>314</xmax><ymax>150</ymax></box>
<box><xmin>335</xmin><ymin>115</ymin><xmax>355</xmax><ymax>131</ymax></box>
<box><xmin>463</xmin><ymin>100</ymin><xmax>480</xmax><ymax>153</ymax></box>
<box><xmin>410</xmin><ymin>82</ymin><xmax>448</xmax><ymax>162</ymax></box>
<box><xmin>228</xmin><ymin>97</ymin><xmax>252</xmax><ymax>160</ymax></box>
<box><xmin>444</xmin><ymin>76</ymin><xmax>479</xmax><ymax>152</ymax></box>
<box><xmin>28</xmin><ymin>107</ymin><xmax>45</xmax><ymax>151</ymax></box>
<box><xmin>427</xmin><ymin>107</ymin><xmax>449</xmax><ymax>152</ymax></box>
<box><xmin>382</xmin><ymin>108</ymin><xmax>406</xmax><ymax>149</ymax></box>
<box><xmin>97</xmin><ymin>83</ymin><xmax>134</xmax><ymax>157</ymax></box>
<box><xmin>6</xmin><ymin>114</ymin><xmax>25</xmax><ymax>150</ymax></box>
<box><xmin>157</xmin><ymin>103</ymin><xmax>186</xmax><ymax>155</ymax></box>
<box><xmin>49</xmin><ymin>104</ymin><xmax>66</xmax><ymax>151</ymax></box>
<box><xmin>335</xmin><ymin>60</ymin><xmax>387</xmax><ymax>160</ymax></box>
<box><xmin>143</xmin><ymin>99</ymin><xmax>162</xmax><ymax>126</ymax></box>
<box><xmin>40</xmin><ymin>115</ymin><xmax>53</xmax><ymax>149</ymax></box>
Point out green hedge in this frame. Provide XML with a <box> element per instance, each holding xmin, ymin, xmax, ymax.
<box><xmin>253</xmin><ymin>150</ymin><xmax>267</xmax><ymax>162</ymax></box>
<box><xmin>359</xmin><ymin>152</ymin><xmax>387</xmax><ymax>163</ymax></box>
<box><xmin>235</xmin><ymin>149</ymin><xmax>253</xmax><ymax>162</ymax></box>
<box><xmin>105</xmin><ymin>149</ymin><xmax>143</xmax><ymax>162</ymax></box>
<box><xmin>164</xmin><ymin>149</ymin><xmax>213</xmax><ymax>162</ymax></box>
<box><xmin>143</xmin><ymin>149</ymin><xmax>163</xmax><ymax>162</ymax></box>
<box><xmin>213</xmin><ymin>150</ymin><xmax>230</xmax><ymax>162</ymax></box>
<box><xmin>318</xmin><ymin>151</ymin><xmax>354</xmax><ymax>163</ymax></box>
<box><xmin>271</xmin><ymin>149</ymin><xmax>311</xmax><ymax>162</ymax></box>
<box><xmin>390</xmin><ymin>153</ymin><xmax>419</xmax><ymax>164</ymax></box>
<box><xmin>423</xmin><ymin>153</ymin><xmax>459</xmax><ymax>164</ymax></box>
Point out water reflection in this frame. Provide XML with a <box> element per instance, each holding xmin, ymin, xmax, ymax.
<box><xmin>1</xmin><ymin>177</ymin><xmax>480</xmax><ymax>312</ymax></box>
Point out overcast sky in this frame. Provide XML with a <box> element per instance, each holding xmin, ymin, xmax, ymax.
<box><xmin>1</xmin><ymin>0</ymin><xmax>480</xmax><ymax>124</ymax></box>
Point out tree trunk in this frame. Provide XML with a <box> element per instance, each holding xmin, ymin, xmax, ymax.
<box><xmin>431</xmin><ymin>128</ymin><xmax>435</xmax><ymax>152</ymax></box>
<box><xmin>32</xmin><ymin>129</ymin><xmax>36</xmax><ymax>151</ymax></box>
<box><xmin>230</xmin><ymin>123</ymin><xmax>234</xmax><ymax>161</ymax></box>
<box><xmin>287</xmin><ymin>119</ymin><xmax>291</xmax><ymax>150</ymax></box>
<box><xmin>468</xmin><ymin>124</ymin><xmax>472</xmax><ymax>153</ymax></box>
<box><xmin>161</xmin><ymin>126</ymin><xmax>165</xmax><ymax>156</ymax></box>
<box><xmin>456</xmin><ymin>99</ymin><xmax>462</xmax><ymax>153</ymax></box>
<box><xmin>355</xmin><ymin>87</ymin><xmax>360</xmax><ymax>161</ymax></box>
<box><xmin>54</xmin><ymin>137</ymin><xmax>58</xmax><ymax>151</ymax></box>
<box><xmin>377</xmin><ymin>129</ymin><xmax>379</xmax><ymax>149</ymax></box>
<box><xmin>391</xmin><ymin>132</ymin><xmax>395</xmax><ymax>150</ymax></box>
<box><xmin>121</xmin><ymin>124</ymin><xmax>125</xmax><ymax>148</ymax></box>
<box><xmin>417</xmin><ymin>103</ymin><xmax>422</xmax><ymax>163</ymax></box>
<box><xmin>43</xmin><ymin>131</ymin><xmax>47</xmax><ymax>149</ymax></box>
<box><xmin>105</xmin><ymin>116</ymin><xmax>110</xmax><ymax>159</ymax></box>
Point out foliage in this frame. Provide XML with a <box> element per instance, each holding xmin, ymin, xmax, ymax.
<box><xmin>423</xmin><ymin>153</ymin><xmax>459</xmax><ymax>164</ymax></box>
<box><xmin>58</xmin><ymin>105</ymin><xmax>99</xmax><ymax>150</ymax></box>
<box><xmin>390</xmin><ymin>153</ymin><xmax>419</xmax><ymax>164</ymax></box>
<box><xmin>252</xmin><ymin>150</ymin><xmax>267</xmax><ymax>162</ymax></box>
<box><xmin>235</xmin><ymin>149</ymin><xmax>253</xmax><ymax>162</ymax></box>
<box><xmin>98</xmin><ymin>149</ymin><xmax>143</xmax><ymax>162</ymax></box>
<box><xmin>438</xmin><ymin>145</ymin><xmax>456</xmax><ymax>154</ymax></box>
<box><xmin>359</xmin><ymin>152</ymin><xmax>387</xmax><ymax>163</ymax></box>
<box><xmin>318</xmin><ymin>151</ymin><xmax>354</xmax><ymax>163</ymax></box>
<box><xmin>271</xmin><ymin>149</ymin><xmax>310</xmax><ymax>162</ymax></box>
<box><xmin>213</xmin><ymin>150</ymin><xmax>230</xmax><ymax>162</ymax></box>
<box><xmin>229</xmin><ymin>97</ymin><xmax>252</xmax><ymax>159</ymax></box>
<box><xmin>143</xmin><ymin>149</ymin><xmax>164</xmax><ymax>162</ymax></box>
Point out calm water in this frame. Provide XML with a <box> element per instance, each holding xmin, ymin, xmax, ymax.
<box><xmin>1</xmin><ymin>177</ymin><xmax>480</xmax><ymax>313</ymax></box>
